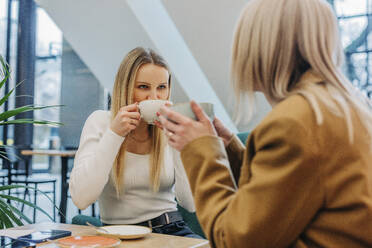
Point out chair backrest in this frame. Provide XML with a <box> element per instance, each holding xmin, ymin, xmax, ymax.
<box><xmin>3</xmin><ymin>146</ymin><xmax>31</xmax><ymax>177</ymax></box>
<box><xmin>237</xmin><ymin>131</ymin><xmax>250</xmax><ymax>144</ymax></box>
<box><xmin>63</xmin><ymin>146</ymin><xmax>78</xmax><ymax>151</ymax></box>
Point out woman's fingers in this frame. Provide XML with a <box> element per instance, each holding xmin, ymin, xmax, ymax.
<box><xmin>158</xmin><ymin>115</ymin><xmax>181</xmax><ymax>134</ymax></box>
<box><xmin>122</xmin><ymin>103</ymin><xmax>139</xmax><ymax>112</ymax></box>
<box><xmin>126</xmin><ymin>111</ymin><xmax>141</xmax><ymax>120</ymax></box>
<box><xmin>131</xmin><ymin>118</ymin><xmax>140</xmax><ymax>125</ymax></box>
<box><xmin>118</xmin><ymin>106</ymin><xmax>141</xmax><ymax>120</ymax></box>
<box><xmin>158</xmin><ymin>102</ymin><xmax>217</xmax><ymax>151</ymax></box>
<box><xmin>190</xmin><ymin>100</ymin><xmax>208</xmax><ymax>122</ymax></box>
<box><xmin>121</xmin><ymin>116</ymin><xmax>140</xmax><ymax>127</ymax></box>
<box><xmin>111</xmin><ymin>103</ymin><xmax>142</xmax><ymax>137</ymax></box>
<box><xmin>165</xmin><ymin>131</ymin><xmax>182</xmax><ymax>150</ymax></box>
<box><xmin>167</xmin><ymin>137</ymin><xmax>178</xmax><ymax>149</ymax></box>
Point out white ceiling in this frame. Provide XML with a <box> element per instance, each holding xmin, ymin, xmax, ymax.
<box><xmin>35</xmin><ymin>0</ymin><xmax>271</xmax><ymax>131</ymax></box>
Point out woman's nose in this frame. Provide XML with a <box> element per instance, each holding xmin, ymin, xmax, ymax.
<box><xmin>147</xmin><ymin>90</ymin><xmax>158</xmax><ymax>100</ymax></box>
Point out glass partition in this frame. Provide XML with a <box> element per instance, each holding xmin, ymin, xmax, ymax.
<box><xmin>333</xmin><ymin>0</ymin><xmax>372</xmax><ymax>97</ymax></box>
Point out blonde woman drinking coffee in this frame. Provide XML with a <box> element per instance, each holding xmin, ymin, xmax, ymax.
<box><xmin>69</xmin><ymin>47</ymin><xmax>201</xmax><ymax>238</ymax></box>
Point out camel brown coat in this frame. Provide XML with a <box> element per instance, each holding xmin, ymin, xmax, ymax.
<box><xmin>181</xmin><ymin>73</ymin><xmax>372</xmax><ymax>247</ymax></box>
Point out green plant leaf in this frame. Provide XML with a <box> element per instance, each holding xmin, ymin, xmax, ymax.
<box><xmin>0</xmin><ymin>88</ymin><xmax>14</xmax><ymax>108</ymax></box>
<box><xmin>0</xmin><ymin>152</ymin><xmax>8</xmax><ymax>161</ymax></box>
<box><xmin>0</xmin><ymin>185</ymin><xmax>30</xmax><ymax>192</ymax></box>
<box><xmin>0</xmin><ymin>55</ymin><xmax>10</xmax><ymax>95</ymax></box>
<box><xmin>0</xmin><ymin>198</ymin><xmax>32</xmax><ymax>224</ymax></box>
<box><xmin>0</xmin><ymin>184</ymin><xmax>61</xmax><ymax>224</ymax></box>
<box><xmin>0</xmin><ymin>55</ymin><xmax>10</xmax><ymax>77</ymax></box>
<box><xmin>0</xmin><ymin>119</ymin><xmax>62</xmax><ymax>126</ymax></box>
<box><xmin>0</xmin><ymin>206</ymin><xmax>14</xmax><ymax>228</ymax></box>
<box><xmin>0</xmin><ymin>105</ymin><xmax>61</xmax><ymax>121</ymax></box>
<box><xmin>0</xmin><ymin>199</ymin><xmax>24</xmax><ymax>226</ymax></box>
<box><xmin>0</xmin><ymin>194</ymin><xmax>53</xmax><ymax>221</ymax></box>
<box><xmin>0</xmin><ymin>73</ymin><xmax>9</xmax><ymax>92</ymax></box>
<box><xmin>4</xmin><ymin>201</ymin><xmax>33</xmax><ymax>224</ymax></box>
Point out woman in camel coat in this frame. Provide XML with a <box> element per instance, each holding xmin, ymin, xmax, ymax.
<box><xmin>158</xmin><ymin>0</ymin><xmax>372</xmax><ymax>247</ymax></box>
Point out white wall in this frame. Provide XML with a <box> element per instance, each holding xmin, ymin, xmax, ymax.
<box><xmin>36</xmin><ymin>0</ymin><xmax>271</xmax><ymax>132</ymax></box>
<box><xmin>162</xmin><ymin>0</ymin><xmax>271</xmax><ymax>130</ymax></box>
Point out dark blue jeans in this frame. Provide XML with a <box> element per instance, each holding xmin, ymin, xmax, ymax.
<box><xmin>151</xmin><ymin>220</ymin><xmax>203</xmax><ymax>239</ymax></box>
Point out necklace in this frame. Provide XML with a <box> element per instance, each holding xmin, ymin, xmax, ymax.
<box><xmin>128</xmin><ymin>133</ymin><xmax>150</xmax><ymax>143</ymax></box>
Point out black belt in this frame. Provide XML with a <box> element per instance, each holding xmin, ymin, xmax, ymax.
<box><xmin>135</xmin><ymin>211</ymin><xmax>183</xmax><ymax>228</ymax></box>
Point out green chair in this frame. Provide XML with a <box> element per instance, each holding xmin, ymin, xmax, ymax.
<box><xmin>237</xmin><ymin>132</ymin><xmax>250</xmax><ymax>144</ymax></box>
<box><xmin>72</xmin><ymin>214</ymin><xmax>103</xmax><ymax>226</ymax></box>
<box><xmin>177</xmin><ymin>204</ymin><xmax>205</xmax><ymax>237</ymax></box>
<box><xmin>72</xmin><ymin>132</ymin><xmax>251</xmax><ymax>239</ymax></box>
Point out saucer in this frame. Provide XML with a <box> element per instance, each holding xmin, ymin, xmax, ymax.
<box><xmin>96</xmin><ymin>225</ymin><xmax>151</xmax><ymax>239</ymax></box>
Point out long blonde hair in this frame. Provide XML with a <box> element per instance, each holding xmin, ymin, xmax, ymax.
<box><xmin>111</xmin><ymin>47</ymin><xmax>171</xmax><ymax>195</ymax></box>
<box><xmin>231</xmin><ymin>0</ymin><xmax>372</xmax><ymax>144</ymax></box>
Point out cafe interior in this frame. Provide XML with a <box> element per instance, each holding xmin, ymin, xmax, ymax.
<box><xmin>0</xmin><ymin>0</ymin><xmax>370</xmax><ymax>247</ymax></box>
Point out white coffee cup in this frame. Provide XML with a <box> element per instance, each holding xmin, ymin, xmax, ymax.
<box><xmin>170</xmin><ymin>102</ymin><xmax>214</xmax><ymax>121</ymax></box>
<box><xmin>138</xmin><ymin>99</ymin><xmax>172</xmax><ymax>124</ymax></box>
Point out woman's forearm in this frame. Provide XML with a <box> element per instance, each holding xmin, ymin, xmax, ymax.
<box><xmin>69</xmin><ymin>111</ymin><xmax>124</xmax><ymax>209</ymax></box>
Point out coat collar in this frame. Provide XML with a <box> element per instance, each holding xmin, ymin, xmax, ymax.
<box><xmin>298</xmin><ymin>70</ymin><xmax>324</xmax><ymax>85</ymax></box>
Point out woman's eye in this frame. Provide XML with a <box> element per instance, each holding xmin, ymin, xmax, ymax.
<box><xmin>138</xmin><ymin>85</ymin><xmax>148</xmax><ymax>89</ymax></box>
<box><xmin>158</xmin><ymin>85</ymin><xmax>167</xmax><ymax>89</ymax></box>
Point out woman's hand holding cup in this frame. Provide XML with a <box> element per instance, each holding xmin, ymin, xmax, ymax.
<box><xmin>110</xmin><ymin>103</ymin><xmax>141</xmax><ymax>137</ymax></box>
<box><xmin>159</xmin><ymin>100</ymin><xmax>217</xmax><ymax>151</ymax></box>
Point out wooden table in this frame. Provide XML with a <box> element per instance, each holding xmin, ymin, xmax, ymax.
<box><xmin>5</xmin><ymin>222</ymin><xmax>210</xmax><ymax>247</ymax></box>
<box><xmin>21</xmin><ymin>149</ymin><xmax>77</xmax><ymax>223</ymax></box>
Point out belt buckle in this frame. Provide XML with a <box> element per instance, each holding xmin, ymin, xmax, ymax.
<box><xmin>151</xmin><ymin>212</ymin><xmax>171</xmax><ymax>229</ymax></box>
<box><xmin>164</xmin><ymin>212</ymin><xmax>170</xmax><ymax>224</ymax></box>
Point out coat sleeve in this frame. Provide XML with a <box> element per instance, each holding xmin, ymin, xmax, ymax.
<box><xmin>69</xmin><ymin>110</ymin><xmax>124</xmax><ymax>210</ymax></box>
<box><xmin>180</xmin><ymin>118</ymin><xmax>324</xmax><ymax>248</ymax></box>
<box><xmin>225</xmin><ymin>135</ymin><xmax>246</xmax><ymax>185</ymax></box>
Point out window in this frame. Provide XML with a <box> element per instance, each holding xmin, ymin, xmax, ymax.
<box><xmin>34</xmin><ymin>7</ymin><xmax>62</xmax><ymax>149</ymax></box>
<box><xmin>33</xmin><ymin>7</ymin><xmax>62</xmax><ymax>170</ymax></box>
<box><xmin>0</xmin><ymin>1</ymin><xmax>6</xmax><ymax>57</ymax></box>
<box><xmin>0</xmin><ymin>0</ymin><xmax>19</xmax><ymax>145</ymax></box>
<box><xmin>332</xmin><ymin>0</ymin><xmax>372</xmax><ymax>97</ymax></box>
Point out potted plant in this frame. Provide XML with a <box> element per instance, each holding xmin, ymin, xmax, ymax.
<box><xmin>0</xmin><ymin>55</ymin><xmax>60</xmax><ymax>229</ymax></box>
